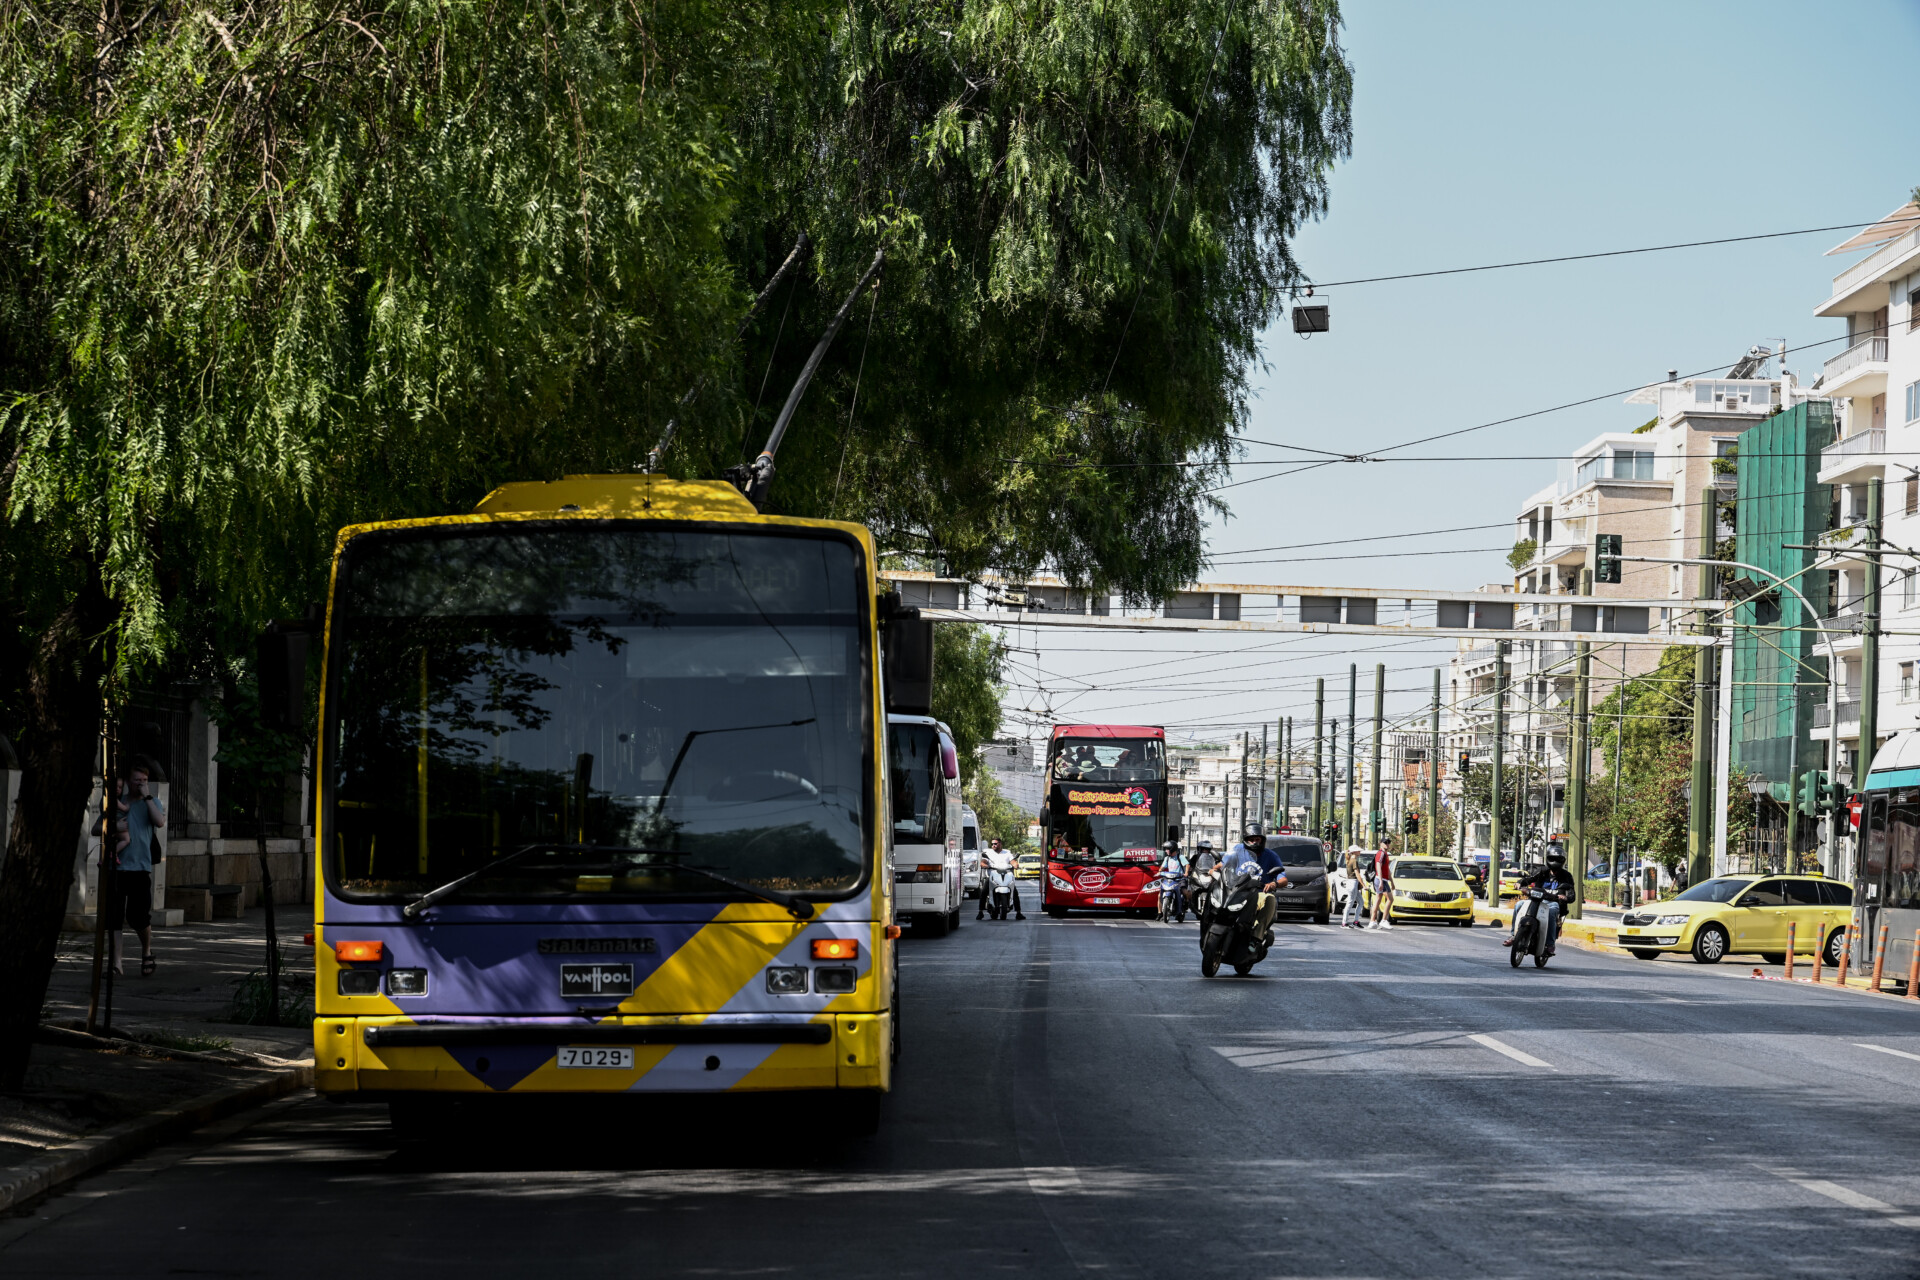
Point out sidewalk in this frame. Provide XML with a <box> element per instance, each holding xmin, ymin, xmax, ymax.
<box><xmin>1</xmin><ymin>902</ymin><xmax>317</xmax><ymax>1212</ymax></box>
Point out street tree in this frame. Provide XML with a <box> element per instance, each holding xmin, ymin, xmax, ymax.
<box><xmin>0</xmin><ymin>1</ymin><xmax>1352</xmax><ymax>1087</ymax></box>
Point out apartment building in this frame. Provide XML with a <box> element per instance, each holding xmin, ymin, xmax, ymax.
<box><xmin>1446</xmin><ymin>368</ymin><xmax>1778</xmax><ymax>852</ymax></box>
<box><xmin>981</xmin><ymin>738</ymin><xmax>1046</xmax><ymax>821</ymax></box>
<box><xmin>1800</xmin><ymin>200</ymin><xmax>1920</xmax><ymax>785</ymax></box>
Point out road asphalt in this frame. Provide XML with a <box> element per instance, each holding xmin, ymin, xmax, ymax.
<box><xmin>4</xmin><ymin>912</ymin><xmax>1920</xmax><ymax>1278</ymax></box>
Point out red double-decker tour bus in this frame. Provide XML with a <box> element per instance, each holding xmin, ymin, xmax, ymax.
<box><xmin>1040</xmin><ymin>725</ymin><xmax>1174</xmax><ymax>916</ymax></box>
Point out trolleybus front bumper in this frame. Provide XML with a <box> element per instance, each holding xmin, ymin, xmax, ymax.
<box><xmin>315</xmin><ymin>1012</ymin><xmax>890</xmax><ymax>1095</ymax></box>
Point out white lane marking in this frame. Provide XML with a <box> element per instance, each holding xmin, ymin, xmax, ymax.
<box><xmin>1762</xmin><ymin>1166</ymin><xmax>1918</xmax><ymax>1224</ymax></box>
<box><xmin>1467</xmin><ymin>1033</ymin><xmax>1554</xmax><ymax>1069</ymax></box>
<box><xmin>1856</xmin><ymin>1042</ymin><xmax>1920</xmax><ymax>1064</ymax></box>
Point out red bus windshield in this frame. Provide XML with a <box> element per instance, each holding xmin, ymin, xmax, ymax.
<box><xmin>1049</xmin><ymin>737</ymin><xmax>1165</xmax><ymax>783</ymax></box>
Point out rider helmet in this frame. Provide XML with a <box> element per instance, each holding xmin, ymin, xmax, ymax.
<box><xmin>1242</xmin><ymin>822</ymin><xmax>1264</xmax><ymax>845</ymax></box>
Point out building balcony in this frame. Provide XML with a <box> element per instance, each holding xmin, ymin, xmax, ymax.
<box><xmin>1818</xmin><ymin>225</ymin><xmax>1920</xmax><ymax>317</ymax></box>
<box><xmin>1812</xmin><ymin>700</ymin><xmax>1861</xmax><ymax>731</ymax></box>
<box><xmin>1818</xmin><ymin>427</ymin><xmax>1887</xmax><ymax>486</ymax></box>
<box><xmin>1820</xmin><ymin>337</ymin><xmax>1889</xmax><ymax>399</ymax></box>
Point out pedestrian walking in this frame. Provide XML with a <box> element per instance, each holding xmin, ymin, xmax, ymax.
<box><xmin>1367</xmin><ymin>838</ymin><xmax>1394</xmax><ymax>930</ymax></box>
<box><xmin>1341</xmin><ymin>845</ymin><xmax>1367</xmax><ymax>928</ymax></box>
<box><xmin>101</xmin><ymin>760</ymin><xmax>165</xmax><ymax>976</ymax></box>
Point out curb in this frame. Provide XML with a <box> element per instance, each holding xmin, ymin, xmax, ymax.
<box><xmin>0</xmin><ymin>1063</ymin><xmax>312</xmax><ymax>1214</ymax></box>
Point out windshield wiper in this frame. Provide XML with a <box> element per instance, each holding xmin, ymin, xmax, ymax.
<box><xmin>404</xmin><ymin>843</ymin><xmax>817</xmax><ymax>920</ymax></box>
<box><xmin>404</xmin><ymin>841</ymin><xmax>582</xmax><ymax>918</ymax></box>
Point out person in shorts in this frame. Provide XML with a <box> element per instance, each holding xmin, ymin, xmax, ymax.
<box><xmin>103</xmin><ymin>761</ymin><xmax>165</xmax><ymax>976</ymax></box>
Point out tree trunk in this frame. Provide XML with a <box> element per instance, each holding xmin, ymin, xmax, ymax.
<box><xmin>0</xmin><ymin>566</ymin><xmax>113</xmax><ymax>1091</ymax></box>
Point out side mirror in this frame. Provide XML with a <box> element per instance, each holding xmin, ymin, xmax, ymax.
<box><xmin>883</xmin><ymin>617</ymin><xmax>934</xmax><ymax>716</ymax></box>
<box><xmin>256</xmin><ymin>621</ymin><xmax>311</xmax><ymax>731</ymax></box>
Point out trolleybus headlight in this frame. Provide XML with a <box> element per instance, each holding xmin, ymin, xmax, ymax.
<box><xmin>337</xmin><ymin>969</ymin><xmax>380</xmax><ymax>996</ymax></box>
<box><xmin>766</xmin><ymin>966</ymin><xmax>809</xmax><ymax>994</ymax></box>
<box><xmin>386</xmin><ymin>968</ymin><xmax>429</xmax><ymax>997</ymax></box>
<box><xmin>815</xmin><ymin>966</ymin><xmax>857</xmax><ymax>994</ymax></box>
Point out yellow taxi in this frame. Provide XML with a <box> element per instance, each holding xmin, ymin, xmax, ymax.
<box><xmin>1614</xmin><ymin>872</ymin><xmax>1853</xmax><ymax>964</ymax></box>
<box><xmin>1496</xmin><ymin>865</ymin><xmax>1524</xmax><ymax>900</ymax></box>
<box><xmin>1015</xmin><ymin>852</ymin><xmax>1045</xmax><ymax>880</ymax></box>
<box><xmin>1382</xmin><ymin>857</ymin><xmax>1476</xmax><ymax>926</ymax></box>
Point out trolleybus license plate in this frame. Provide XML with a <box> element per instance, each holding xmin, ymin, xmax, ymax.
<box><xmin>557</xmin><ymin>1046</ymin><xmax>633</xmax><ymax>1069</ymax></box>
<box><xmin>560</xmin><ymin>963</ymin><xmax>634</xmax><ymax>997</ymax></box>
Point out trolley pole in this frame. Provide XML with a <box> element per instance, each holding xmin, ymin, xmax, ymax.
<box><xmin>1858</xmin><ymin>477</ymin><xmax>1884</xmax><ymax>968</ymax></box>
<box><xmin>1369</xmin><ymin>664</ymin><xmax>1386</xmax><ymax>847</ymax></box>
<box><xmin>1609</xmin><ymin>694</ymin><xmax>1624</xmax><ymax>907</ymax></box>
<box><xmin>1427</xmin><ymin>669</ymin><xmax>1441</xmax><ymax>858</ymax></box>
<box><xmin>1236</xmin><ymin>740</ymin><xmax>1251</xmax><ymax>840</ymax></box>
<box><xmin>1345</xmin><ymin>664</ymin><xmax>1358</xmax><ymax>848</ymax></box>
<box><xmin>1279</xmin><ymin>716</ymin><xmax>1291</xmax><ymax>829</ymax></box>
<box><xmin>1688</xmin><ymin>487</ymin><xmax>1717</xmax><ymax>889</ymax></box>
<box><xmin>1312</xmin><ymin>680</ymin><xmax>1325</xmax><ymax>836</ymax></box>
<box><xmin>1489</xmin><ymin>642</ymin><xmax>1509</xmax><ymax>909</ymax></box>
<box><xmin>1569</xmin><ymin>567</ymin><xmax>1592</xmax><ymax>920</ymax></box>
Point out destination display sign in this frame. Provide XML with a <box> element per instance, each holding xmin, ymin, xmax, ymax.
<box><xmin>1063</xmin><ymin>786</ymin><xmax>1153</xmax><ymax>817</ymax></box>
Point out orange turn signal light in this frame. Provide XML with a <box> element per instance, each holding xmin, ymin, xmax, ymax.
<box><xmin>811</xmin><ymin>938</ymin><xmax>859</xmax><ymax>961</ymax></box>
<box><xmin>883</xmin><ymin>925</ymin><xmax>902</xmax><ymax>939</ymax></box>
<box><xmin>334</xmin><ymin>940</ymin><xmax>383</xmax><ymax>962</ymax></box>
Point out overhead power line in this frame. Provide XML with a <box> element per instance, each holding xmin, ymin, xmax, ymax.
<box><xmin>1300</xmin><ymin>213</ymin><xmax>1920</xmax><ymax>290</ymax></box>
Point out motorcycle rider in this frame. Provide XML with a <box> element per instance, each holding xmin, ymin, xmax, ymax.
<box><xmin>1156</xmin><ymin>840</ymin><xmax>1189</xmax><ymax>919</ymax></box>
<box><xmin>1224</xmin><ymin>823</ymin><xmax>1289</xmax><ymax>945</ymax></box>
<box><xmin>976</xmin><ymin>837</ymin><xmax>1026</xmax><ymax>920</ymax></box>
<box><xmin>1502</xmin><ymin>848</ymin><xmax>1575</xmax><ymax>955</ymax></box>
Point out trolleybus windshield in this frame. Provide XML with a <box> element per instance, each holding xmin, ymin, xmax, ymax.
<box><xmin>326</xmin><ymin>527</ymin><xmax>870</xmax><ymax>902</ymax></box>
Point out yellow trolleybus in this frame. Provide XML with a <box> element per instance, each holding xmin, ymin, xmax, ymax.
<box><xmin>302</xmin><ymin>474</ymin><xmax>911</xmax><ymax>1131</ymax></box>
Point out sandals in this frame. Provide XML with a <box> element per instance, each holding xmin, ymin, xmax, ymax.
<box><xmin>141</xmin><ymin>954</ymin><xmax>156</xmax><ymax>977</ymax></box>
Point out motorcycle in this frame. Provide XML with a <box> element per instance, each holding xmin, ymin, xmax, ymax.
<box><xmin>1508</xmin><ymin>887</ymin><xmax>1555</xmax><ymax>969</ymax></box>
<box><xmin>1198</xmin><ymin>862</ymin><xmax>1271</xmax><ymax>977</ymax></box>
<box><xmin>984</xmin><ymin>865</ymin><xmax>1018</xmax><ymax>920</ymax></box>
<box><xmin>1152</xmin><ymin>865</ymin><xmax>1189</xmax><ymax>924</ymax></box>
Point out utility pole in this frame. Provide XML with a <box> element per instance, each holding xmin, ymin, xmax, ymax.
<box><xmin>1688</xmin><ymin>486</ymin><xmax>1717</xmax><ymax>889</ymax></box>
<box><xmin>1258</xmin><ymin>723</ymin><xmax>1269</xmax><ymax>831</ymax></box>
<box><xmin>1860</xmin><ymin>475</ymin><xmax>1883</xmax><ymax>846</ymax></box>
<box><xmin>1346</xmin><ymin>664</ymin><xmax>1358</xmax><ymax>848</ymax></box>
<box><xmin>1490</xmin><ymin>641</ymin><xmax>1509</xmax><ymax>906</ymax></box>
<box><xmin>1279</xmin><ymin>716</ymin><xmax>1291</xmax><ymax>829</ymax></box>
<box><xmin>1239</xmin><ymin>732</ymin><xmax>1249</xmax><ymax>839</ymax></box>
<box><xmin>1369</xmin><ymin>664</ymin><xmax>1386</xmax><ymax>847</ymax></box>
<box><xmin>1312</xmin><ymin>680</ymin><xmax>1325</xmax><ymax>836</ymax></box>
<box><xmin>1568</xmin><ymin>567</ymin><xmax>1592</xmax><ymax>920</ymax></box>
<box><xmin>1609</xmin><ymin>694</ymin><xmax>1624</xmax><ymax>908</ymax></box>
<box><xmin>1329</xmin><ymin>718</ymin><xmax>1340</xmax><ymax>838</ymax></box>
<box><xmin>1427</xmin><ymin>669</ymin><xmax>1441</xmax><ymax>859</ymax></box>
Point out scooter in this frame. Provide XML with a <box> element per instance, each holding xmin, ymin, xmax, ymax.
<box><xmin>1152</xmin><ymin>865</ymin><xmax>1188</xmax><ymax>923</ymax></box>
<box><xmin>984</xmin><ymin>865</ymin><xmax>1018</xmax><ymax>920</ymax></box>
<box><xmin>1199</xmin><ymin>862</ymin><xmax>1270</xmax><ymax>977</ymax></box>
<box><xmin>1508</xmin><ymin>887</ymin><xmax>1554</xmax><ymax>969</ymax></box>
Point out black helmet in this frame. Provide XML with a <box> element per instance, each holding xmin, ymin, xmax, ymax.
<box><xmin>1196</xmin><ymin>838</ymin><xmax>1214</xmax><ymax>850</ymax></box>
<box><xmin>1546</xmin><ymin>848</ymin><xmax>1567</xmax><ymax>866</ymax></box>
<box><xmin>1243</xmin><ymin>821</ymin><xmax>1264</xmax><ymax>841</ymax></box>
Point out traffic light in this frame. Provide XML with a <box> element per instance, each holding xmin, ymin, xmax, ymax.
<box><xmin>1826</xmin><ymin>777</ymin><xmax>1850</xmax><ymax>813</ymax></box>
<box><xmin>1322</xmin><ymin>820</ymin><xmax>1340</xmax><ymax>844</ymax></box>
<box><xmin>1403</xmin><ymin>810</ymin><xmax>1420</xmax><ymax>835</ymax></box>
<box><xmin>1458</xmin><ymin>752</ymin><xmax>1472</xmax><ymax>778</ymax></box>
<box><xmin>1595</xmin><ymin>533</ymin><xmax>1622</xmax><ymax>584</ymax></box>
<box><xmin>1797</xmin><ymin>770</ymin><xmax>1845</xmax><ymax>818</ymax></box>
<box><xmin>1796</xmin><ymin>770</ymin><xmax>1822</xmax><ymax>818</ymax></box>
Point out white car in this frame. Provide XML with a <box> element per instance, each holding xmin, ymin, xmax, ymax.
<box><xmin>961</xmin><ymin>805</ymin><xmax>982</xmax><ymax>899</ymax></box>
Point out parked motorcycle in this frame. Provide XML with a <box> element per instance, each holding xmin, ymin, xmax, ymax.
<box><xmin>1508</xmin><ymin>887</ymin><xmax>1553</xmax><ymax>969</ymax></box>
<box><xmin>1199</xmin><ymin>862</ymin><xmax>1270</xmax><ymax>977</ymax></box>
<box><xmin>984</xmin><ymin>865</ymin><xmax>1018</xmax><ymax>920</ymax></box>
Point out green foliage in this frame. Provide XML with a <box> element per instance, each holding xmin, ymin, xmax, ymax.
<box><xmin>1506</xmin><ymin>539</ymin><xmax>1537</xmax><ymax>571</ymax></box>
<box><xmin>0</xmin><ymin>0</ymin><xmax>1354</xmax><ymax>713</ymax></box>
<box><xmin>965</xmin><ymin>769</ymin><xmax>1034</xmax><ymax>853</ymax></box>
<box><xmin>223</xmin><ymin>949</ymin><xmax>311</xmax><ymax>1025</ymax></box>
<box><xmin>931</xmin><ymin>622</ymin><xmax>1004</xmax><ymax>769</ymax></box>
<box><xmin>1460</xmin><ymin>761</ymin><xmax>1544</xmax><ymax>851</ymax></box>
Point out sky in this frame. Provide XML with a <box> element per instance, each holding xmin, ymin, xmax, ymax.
<box><xmin>994</xmin><ymin>0</ymin><xmax>1920</xmax><ymax>754</ymax></box>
